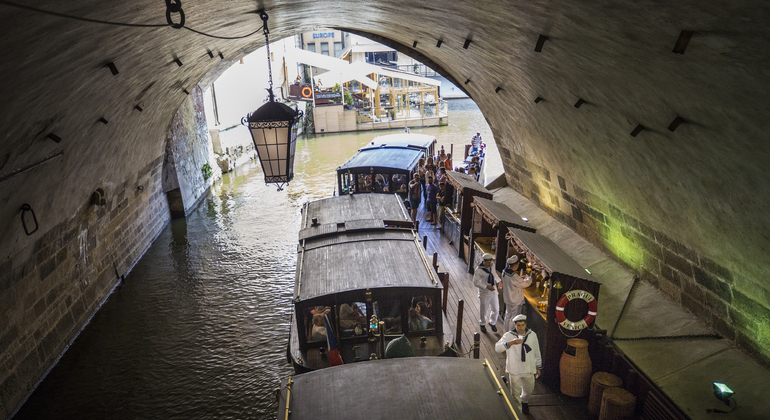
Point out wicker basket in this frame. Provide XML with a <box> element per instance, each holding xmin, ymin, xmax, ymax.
<box><xmin>559</xmin><ymin>338</ymin><xmax>592</xmax><ymax>397</ymax></box>
<box><xmin>599</xmin><ymin>387</ymin><xmax>636</xmax><ymax>420</ymax></box>
<box><xmin>589</xmin><ymin>372</ymin><xmax>623</xmax><ymax>417</ymax></box>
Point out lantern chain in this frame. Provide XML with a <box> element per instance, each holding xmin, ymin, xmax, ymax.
<box><xmin>260</xmin><ymin>11</ymin><xmax>274</xmax><ymax>100</ymax></box>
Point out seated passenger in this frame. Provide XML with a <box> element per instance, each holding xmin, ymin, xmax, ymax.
<box><xmin>310</xmin><ymin>314</ymin><xmax>327</xmax><ymax>342</ymax></box>
<box><xmin>339</xmin><ymin>303</ymin><xmax>367</xmax><ymax>329</ymax></box>
<box><xmin>409</xmin><ymin>302</ymin><xmax>434</xmax><ymax>331</ymax></box>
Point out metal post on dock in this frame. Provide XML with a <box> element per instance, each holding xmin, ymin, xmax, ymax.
<box><xmin>441</xmin><ymin>273</ymin><xmax>449</xmax><ymax>314</ymax></box>
<box><xmin>455</xmin><ymin>299</ymin><xmax>464</xmax><ymax>348</ymax></box>
<box><xmin>432</xmin><ymin>252</ymin><xmax>438</xmax><ymax>270</ymax></box>
<box><xmin>378</xmin><ymin>321</ymin><xmax>386</xmax><ymax>359</ymax></box>
<box><xmin>473</xmin><ymin>332</ymin><xmax>480</xmax><ymax>359</ymax></box>
<box><xmin>423</xmin><ymin>235</ymin><xmax>427</xmax><ymax>249</ymax></box>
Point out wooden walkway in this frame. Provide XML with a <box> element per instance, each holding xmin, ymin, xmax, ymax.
<box><xmin>413</xmin><ymin>203</ymin><xmax>590</xmax><ymax>420</ymax></box>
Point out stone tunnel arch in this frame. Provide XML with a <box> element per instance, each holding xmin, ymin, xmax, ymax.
<box><xmin>2</xmin><ymin>1</ymin><xmax>770</xmax><ymax>417</ymax></box>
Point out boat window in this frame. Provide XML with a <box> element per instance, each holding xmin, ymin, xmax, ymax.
<box><xmin>305</xmin><ymin>306</ymin><xmax>331</xmax><ymax>343</ymax></box>
<box><xmin>391</xmin><ymin>174</ymin><xmax>407</xmax><ymax>194</ymax></box>
<box><xmin>339</xmin><ymin>302</ymin><xmax>367</xmax><ymax>338</ymax></box>
<box><xmin>341</xmin><ymin>173</ymin><xmax>354</xmax><ymax>194</ymax></box>
<box><xmin>357</xmin><ymin>174</ymin><xmax>372</xmax><ymax>193</ymax></box>
<box><xmin>373</xmin><ymin>299</ymin><xmax>402</xmax><ymax>334</ymax></box>
<box><xmin>408</xmin><ymin>296</ymin><xmax>436</xmax><ymax>332</ymax></box>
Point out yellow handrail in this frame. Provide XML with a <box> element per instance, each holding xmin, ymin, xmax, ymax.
<box><xmin>483</xmin><ymin>359</ymin><xmax>519</xmax><ymax>420</ymax></box>
<box><xmin>284</xmin><ymin>377</ymin><xmax>293</xmax><ymax>420</ymax></box>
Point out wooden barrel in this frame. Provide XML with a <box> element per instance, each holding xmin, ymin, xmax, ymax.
<box><xmin>588</xmin><ymin>372</ymin><xmax>623</xmax><ymax>417</ymax></box>
<box><xmin>599</xmin><ymin>387</ymin><xmax>636</xmax><ymax>420</ymax></box>
<box><xmin>559</xmin><ymin>338</ymin><xmax>592</xmax><ymax>397</ymax></box>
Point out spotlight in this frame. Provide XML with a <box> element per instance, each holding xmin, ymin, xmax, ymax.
<box><xmin>713</xmin><ymin>382</ymin><xmax>733</xmax><ymax>404</ymax></box>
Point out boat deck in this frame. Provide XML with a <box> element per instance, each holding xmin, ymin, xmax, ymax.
<box><xmin>414</xmin><ymin>204</ymin><xmax>590</xmax><ymax>420</ymax></box>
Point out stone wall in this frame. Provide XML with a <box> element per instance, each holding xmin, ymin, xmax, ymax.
<box><xmin>498</xmin><ymin>147</ymin><xmax>769</xmax><ymax>366</ymax></box>
<box><xmin>0</xmin><ymin>157</ymin><xmax>170</xmax><ymax>418</ymax></box>
<box><xmin>162</xmin><ymin>86</ymin><xmax>222</xmax><ymax>218</ymax></box>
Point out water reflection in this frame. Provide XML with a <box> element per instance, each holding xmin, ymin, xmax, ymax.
<box><xmin>13</xmin><ymin>98</ymin><xmax>490</xmax><ymax>420</ymax></box>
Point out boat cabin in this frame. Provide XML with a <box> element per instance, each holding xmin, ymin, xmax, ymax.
<box><xmin>468</xmin><ymin>197</ymin><xmax>536</xmax><ymax>273</ymax></box>
<box><xmin>506</xmin><ymin>227</ymin><xmax>601</xmax><ymax>387</ymax></box>
<box><xmin>440</xmin><ymin>170</ymin><xmax>493</xmax><ymax>262</ymax></box>
<box><xmin>290</xmin><ymin>194</ymin><xmax>452</xmax><ymax>372</ymax></box>
<box><xmin>278</xmin><ymin>358</ymin><xmax>521</xmax><ymax>419</ymax></box>
<box><xmin>336</xmin><ymin>144</ymin><xmax>423</xmax><ymax>196</ymax></box>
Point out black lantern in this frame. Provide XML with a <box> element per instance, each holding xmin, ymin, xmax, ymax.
<box><xmin>242</xmin><ymin>11</ymin><xmax>303</xmax><ymax>191</ymax></box>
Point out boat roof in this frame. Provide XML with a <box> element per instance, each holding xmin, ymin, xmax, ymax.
<box><xmin>507</xmin><ymin>227</ymin><xmax>598</xmax><ymax>283</ymax></box>
<box><xmin>300</xmin><ymin>194</ymin><xmax>410</xmax><ymax>231</ymax></box>
<box><xmin>444</xmin><ymin>170</ymin><xmax>491</xmax><ymax>195</ymax></box>
<box><xmin>278</xmin><ymin>357</ymin><xmax>519</xmax><ymax>419</ymax></box>
<box><xmin>360</xmin><ymin>133</ymin><xmax>437</xmax><ymax>151</ymax></box>
<box><xmin>295</xmin><ymin>229</ymin><xmax>439</xmax><ymax>301</ymax></box>
<box><xmin>472</xmin><ymin>197</ymin><xmax>536</xmax><ymax>233</ymax></box>
<box><xmin>336</xmin><ymin>146</ymin><xmax>423</xmax><ymax>172</ymax></box>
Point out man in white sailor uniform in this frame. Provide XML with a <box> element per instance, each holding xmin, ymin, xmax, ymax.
<box><xmin>495</xmin><ymin>314</ymin><xmax>542</xmax><ymax>414</ymax></box>
<box><xmin>473</xmin><ymin>253</ymin><xmax>501</xmax><ymax>333</ymax></box>
<box><xmin>500</xmin><ymin>255</ymin><xmax>532</xmax><ymax>332</ymax></box>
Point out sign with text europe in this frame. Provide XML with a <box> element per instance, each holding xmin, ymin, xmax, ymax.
<box><xmin>313</xmin><ymin>32</ymin><xmax>335</xmax><ymax>38</ymax></box>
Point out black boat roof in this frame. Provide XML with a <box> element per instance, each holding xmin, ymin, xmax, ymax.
<box><xmin>336</xmin><ymin>146</ymin><xmax>423</xmax><ymax>172</ymax></box>
<box><xmin>360</xmin><ymin>133</ymin><xmax>436</xmax><ymax>151</ymax></box>
<box><xmin>278</xmin><ymin>357</ymin><xmax>519</xmax><ymax>419</ymax></box>
<box><xmin>295</xmin><ymin>229</ymin><xmax>440</xmax><ymax>301</ymax></box>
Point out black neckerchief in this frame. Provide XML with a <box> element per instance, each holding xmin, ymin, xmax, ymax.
<box><xmin>477</xmin><ymin>264</ymin><xmax>494</xmax><ymax>286</ymax></box>
<box><xmin>512</xmin><ymin>329</ymin><xmax>532</xmax><ymax>362</ymax></box>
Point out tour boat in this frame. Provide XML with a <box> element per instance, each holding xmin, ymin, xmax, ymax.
<box><xmin>288</xmin><ymin>193</ymin><xmax>454</xmax><ymax>373</ymax></box>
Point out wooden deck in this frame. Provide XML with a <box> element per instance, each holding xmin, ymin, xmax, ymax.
<box><xmin>414</xmin><ymin>203</ymin><xmax>591</xmax><ymax>420</ymax></box>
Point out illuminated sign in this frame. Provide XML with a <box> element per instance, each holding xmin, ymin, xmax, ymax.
<box><xmin>313</xmin><ymin>32</ymin><xmax>335</xmax><ymax>38</ymax></box>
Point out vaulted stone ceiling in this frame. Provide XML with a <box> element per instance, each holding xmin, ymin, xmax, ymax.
<box><xmin>1</xmin><ymin>0</ymin><xmax>769</xmax><ymax>416</ymax></box>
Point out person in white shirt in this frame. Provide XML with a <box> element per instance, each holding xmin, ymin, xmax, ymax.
<box><xmin>495</xmin><ymin>314</ymin><xmax>542</xmax><ymax>414</ymax></box>
<box><xmin>473</xmin><ymin>253</ymin><xmax>501</xmax><ymax>333</ymax></box>
<box><xmin>500</xmin><ymin>255</ymin><xmax>532</xmax><ymax>331</ymax></box>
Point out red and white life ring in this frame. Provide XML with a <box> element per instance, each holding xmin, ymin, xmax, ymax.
<box><xmin>301</xmin><ymin>86</ymin><xmax>312</xmax><ymax>98</ymax></box>
<box><xmin>555</xmin><ymin>289</ymin><xmax>597</xmax><ymax>330</ymax></box>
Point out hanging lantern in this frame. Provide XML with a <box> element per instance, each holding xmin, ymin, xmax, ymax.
<box><xmin>242</xmin><ymin>11</ymin><xmax>303</xmax><ymax>191</ymax></box>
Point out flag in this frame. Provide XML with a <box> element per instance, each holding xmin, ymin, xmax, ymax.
<box><xmin>324</xmin><ymin>314</ymin><xmax>344</xmax><ymax>366</ymax></box>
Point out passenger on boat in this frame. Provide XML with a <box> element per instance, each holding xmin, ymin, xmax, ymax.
<box><xmin>438</xmin><ymin>146</ymin><xmax>447</xmax><ymax>163</ymax></box>
<box><xmin>468</xmin><ymin>166</ymin><xmax>478</xmax><ymax>181</ymax></box>
<box><xmin>474</xmin><ymin>253</ymin><xmax>501</xmax><ymax>333</ymax></box>
<box><xmin>310</xmin><ymin>314</ymin><xmax>327</xmax><ymax>342</ymax></box>
<box><xmin>408</xmin><ymin>173</ymin><xmax>422</xmax><ymax>221</ymax></box>
<box><xmin>425</xmin><ymin>157</ymin><xmax>437</xmax><ymax>183</ymax></box>
<box><xmin>339</xmin><ymin>303</ymin><xmax>366</xmax><ymax>330</ymax></box>
<box><xmin>436</xmin><ymin>167</ymin><xmax>446</xmax><ymax>184</ymax></box>
<box><xmin>392</xmin><ymin>174</ymin><xmax>407</xmax><ymax>193</ymax></box>
<box><xmin>409</xmin><ymin>302</ymin><xmax>434</xmax><ymax>331</ymax></box>
<box><xmin>470</xmin><ymin>132</ymin><xmax>483</xmax><ymax>155</ymax></box>
<box><xmin>495</xmin><ymin>314</ymin><xmax>542</xmax><ymax>415</ymax></box>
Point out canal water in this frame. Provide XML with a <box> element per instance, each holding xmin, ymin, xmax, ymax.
<box><xmin>13</xmin><ymin>98</ymin><xmax>494</xmax><ymax>420</ymax></box>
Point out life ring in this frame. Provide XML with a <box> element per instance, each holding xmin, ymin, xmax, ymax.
<box><xmin>554</xmin><ymin>289</ymin><xmax>597</xmax><ymax>330</ymax></box>
<box><xmin>301</xmin><ymin>86</ymin><xmax>312</xmax><ymax>98</ymax></box>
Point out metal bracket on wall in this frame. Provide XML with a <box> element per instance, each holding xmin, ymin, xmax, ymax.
<box><xmin>20</xmin><ymin>203</ymin><xmax>39</xmax><ymax>235</ymax></box>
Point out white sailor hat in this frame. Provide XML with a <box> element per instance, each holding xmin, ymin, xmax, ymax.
<box><xmin>513</xmin><ymin>314</ymin><xmax>527</xmax><ymax>323</ymax></box>
<box><xmin>482</xmin><ymin>253</ymin><xmax>495</xmax><ymax>261</ymax></box>
<box><xmin>507</xmin><ymin>255</ymin><xmax>519</xmax><ymax>265</ymax></box>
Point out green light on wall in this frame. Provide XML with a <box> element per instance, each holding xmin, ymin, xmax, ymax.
<box><xmin>601</xmin><ymin>229</ymin><xmax>643</xmax><ymax>271</ymax></box>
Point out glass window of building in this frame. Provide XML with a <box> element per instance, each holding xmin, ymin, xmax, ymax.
<box><xmin>321</xmin><ymin>42</ymin><xmax>329</xmax><ymax>56</ymax></box>
<box><xmin>408</xmin><ymin>296</ymin><xmax>435</xmax><ymax>332</ymax></box>
<box><xmin>307</xmin><ymin>43</ymin><xmax>316</xmax><ymax>53</ymax></box>
<box><xmin>334</xmin><ymin>42</ymin><xmax>343</xmax><ymax>57</ymax></box>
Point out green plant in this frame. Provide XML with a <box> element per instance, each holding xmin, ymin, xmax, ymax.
<box><xmin>345</xmin><ymin>91</ymin><xmax>353</xmax><ymax>107</ymax></box>
<box><xmin>202</xmin><ymin>163</ymin><xmax>213</xmax><ymax>180</ymax></box>
<box><xmin>332</xmin><ymin>83</ymin><xmax>341</xmax><ymax>92</ymax></box>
